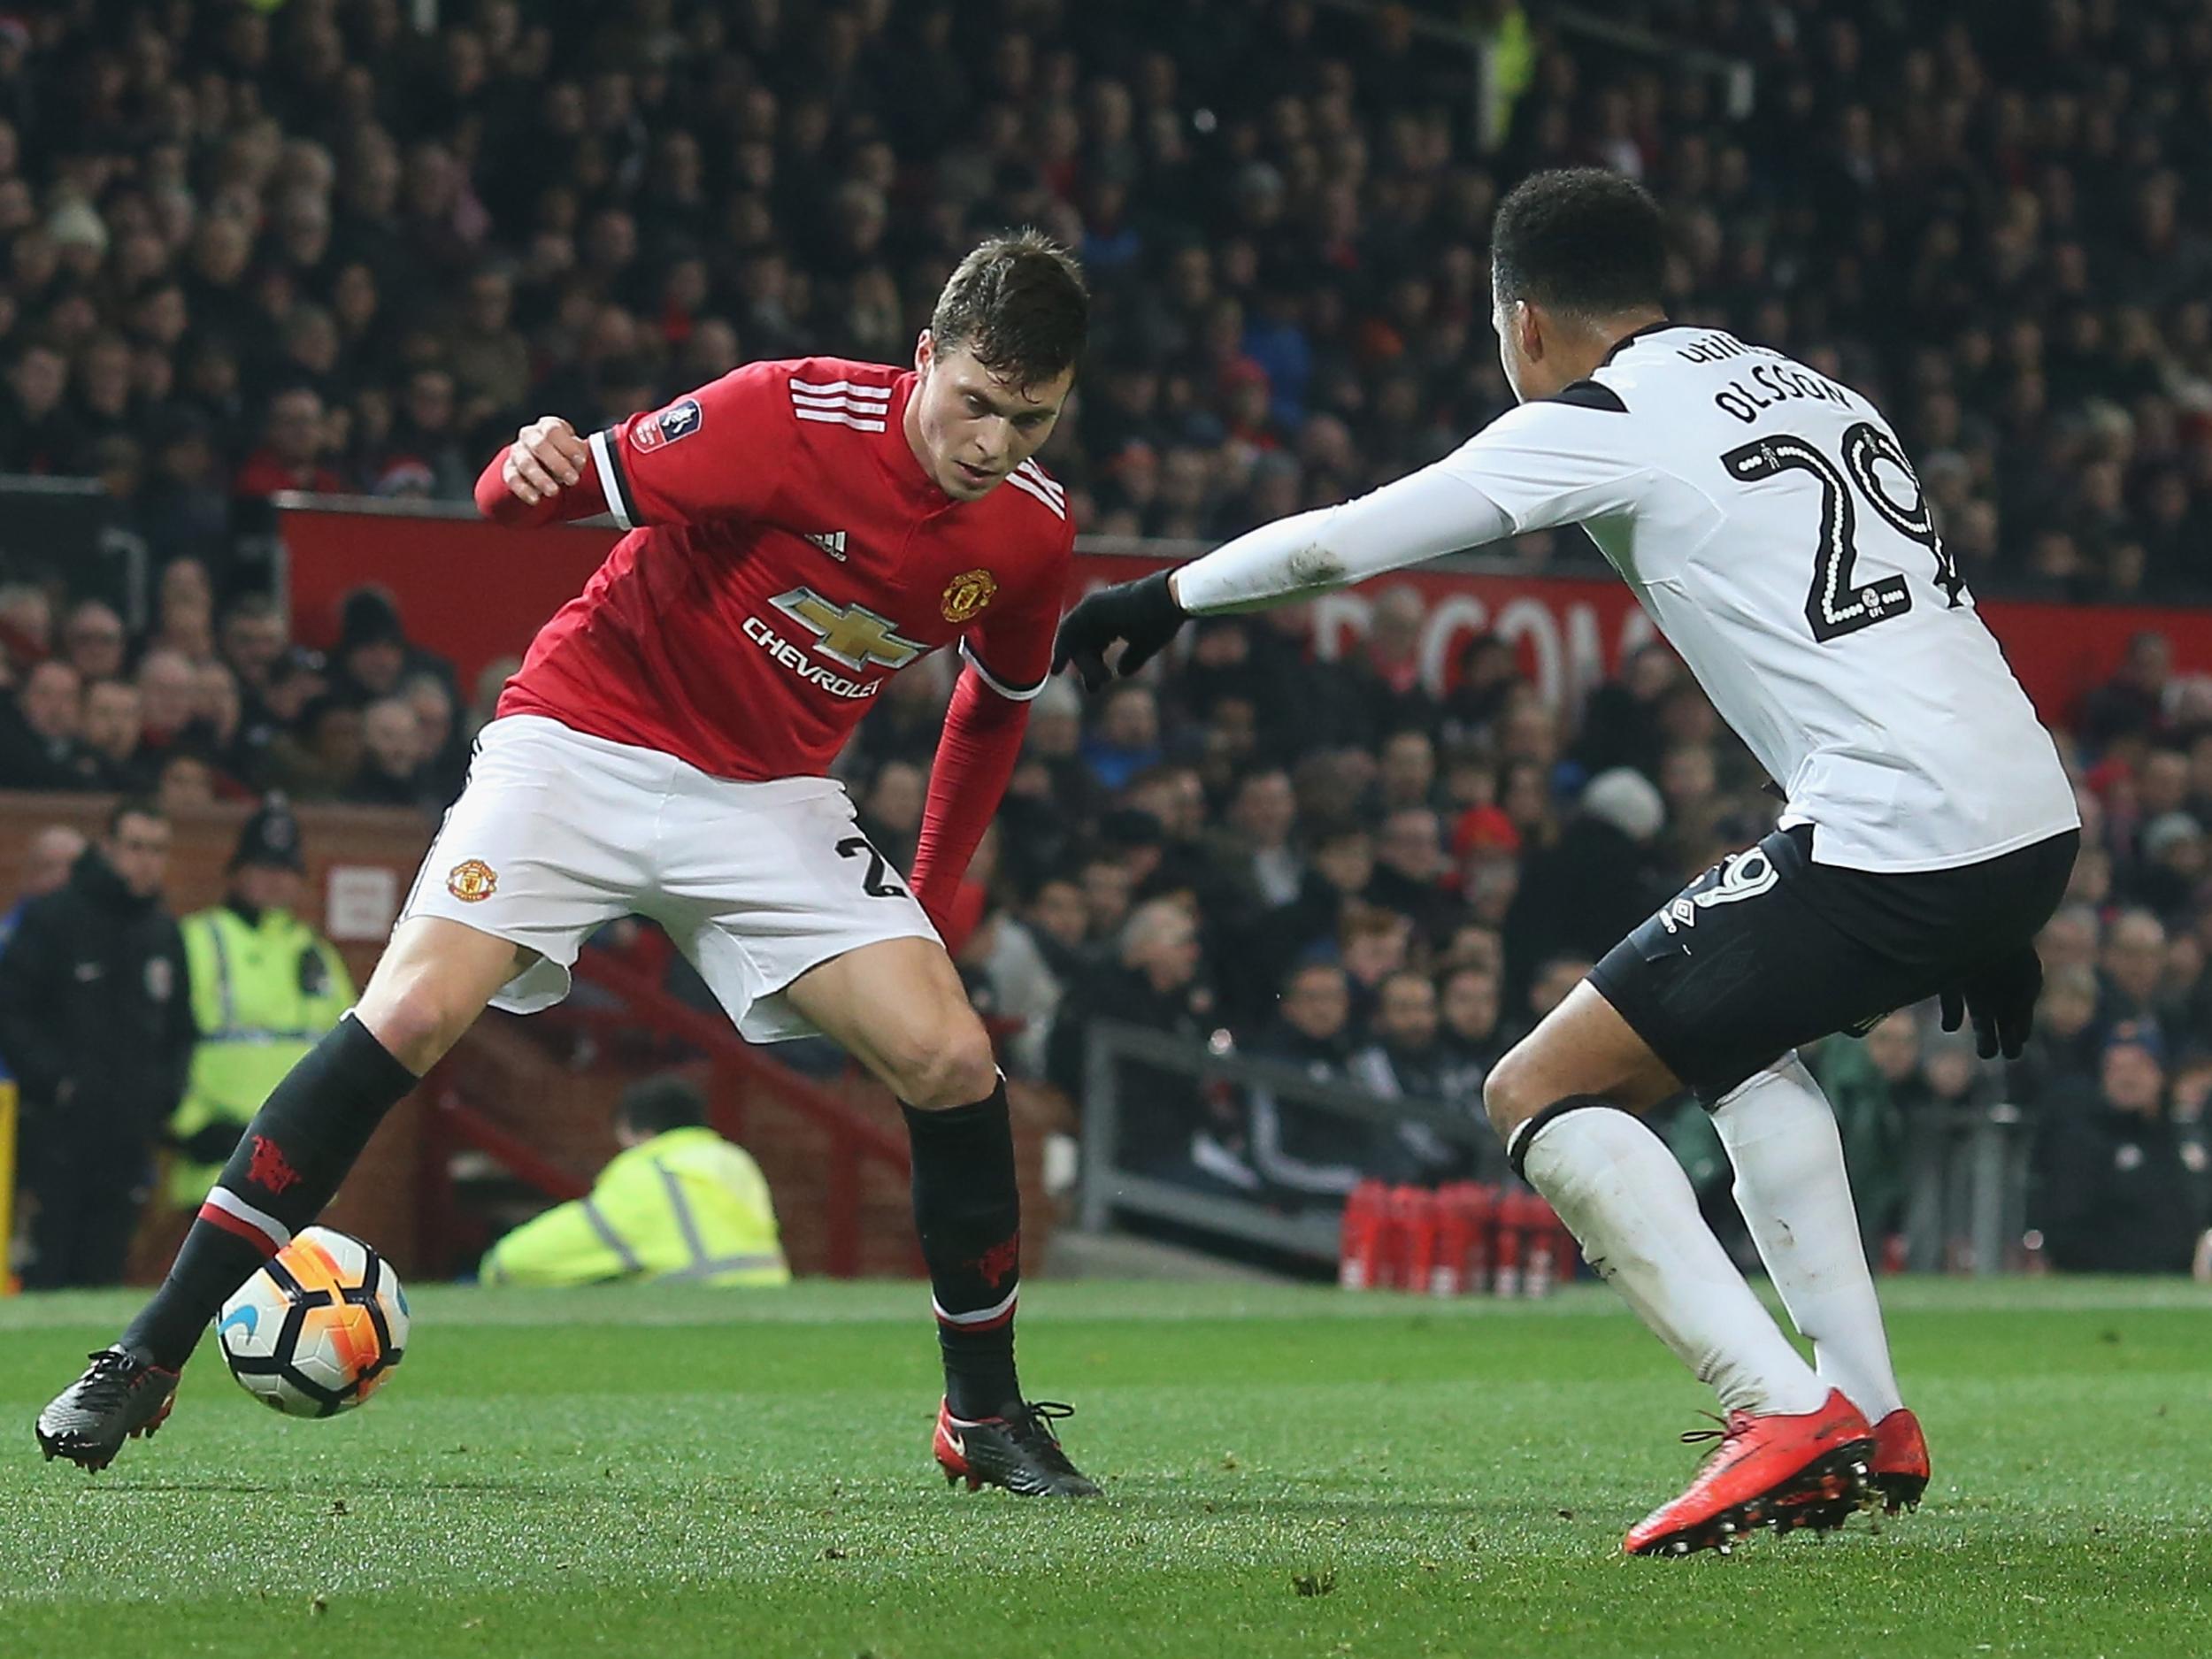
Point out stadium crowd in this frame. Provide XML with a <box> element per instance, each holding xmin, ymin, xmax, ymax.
<box><xmin>1</xmin><ymin>0</ymin><xmax>2210</xmax><ymax>1272</ymax></box>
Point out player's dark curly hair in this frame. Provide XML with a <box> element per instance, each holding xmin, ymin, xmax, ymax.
<box><xmin>1492</xmin><ymin>168</ymin><xmax>1668</xmax><ymax>320</ymax></box>
<box><xmin>618</xmin><ymin>1075</ymin><xmax>707</xmax><ymax>1139</ymax></box>
<box><xmin>931</xmin><ymin>229</ymin><xmax>1090</xmax><ymax>385</ymax></box>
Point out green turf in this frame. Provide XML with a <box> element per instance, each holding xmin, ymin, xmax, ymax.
<box><xmin>3</xmin><ymin>1279</ymin><xmax>2208</xmax><ymax>1659</ymax></box>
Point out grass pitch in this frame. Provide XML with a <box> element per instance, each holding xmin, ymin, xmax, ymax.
<box><xmin>2</xmin><ymin>1278</ymin><xmax>2208</xmax><ymax>1659</ymax></box>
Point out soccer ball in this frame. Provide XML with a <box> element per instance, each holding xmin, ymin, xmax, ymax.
<box><xmin>216</xmin><ymin>1226</ymin><xmax>409</xmax><ymax>1417</ymax></box>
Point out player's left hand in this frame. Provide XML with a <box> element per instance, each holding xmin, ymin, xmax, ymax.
<box><xmin>1051</xmin><ymin>570</ymin><xmax>1189</xmax><ymax>692</ymax></box>
<box><xmin>1939</xmin><ymin>944</ymin><xmax>2043</xmax><ymax>1060</ymax></box>
<box><xmin>503</xmin><ymin>415</ymin><xmax>591</xmax><ymax>505</ymax></box>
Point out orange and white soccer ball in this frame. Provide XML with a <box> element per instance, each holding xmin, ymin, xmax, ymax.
<box><xmin>216</xmin><ymin>1226</ymin><xmax>409</xmax><ymax>1417</ymax></box>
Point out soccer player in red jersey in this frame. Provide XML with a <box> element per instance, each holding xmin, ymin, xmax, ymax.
<box><xmin>39</xmin><ymin>233</ymin><xmax>1100</xmax><ymax>1496</ymax></box>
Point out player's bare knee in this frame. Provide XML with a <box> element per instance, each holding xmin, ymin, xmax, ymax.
<box><xmin>356</xmin><ymin>975</ymin><xmax>474</xmax><ymax>1073</ymax></box>
<box><xmin>888</xmin><ymin>1018</ymin><xmax>998</xmax><ymax>1110</ymax></box>
<box><xmin>1483</xmin><ymin>1047</ymin><xmax>1543</xmax><ymax>1141</ymax></box>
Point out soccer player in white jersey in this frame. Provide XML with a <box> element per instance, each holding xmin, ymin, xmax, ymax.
<box><xmin>1054</xmin><ymin>169</ymin><xmax>2080</xmax><ymax>1557</ymax></box>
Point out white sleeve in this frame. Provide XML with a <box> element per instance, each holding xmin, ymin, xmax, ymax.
<box><xmin>1432</xmin><ymin>390</ymin><xmax>1647</xmax><ymax>534</ymax></box>
<box><xmin>1173</xmin><ymin>461</ymin><xmax>1515</xmax><ymax>615</ymax></box>
<box><xmin>1173</xmin><ymin>391</ymin><xmax>1643</xmax><ymax>616</ymax></box>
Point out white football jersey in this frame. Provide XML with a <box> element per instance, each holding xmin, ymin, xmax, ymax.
<box><xmin>1432</xmin><ymin>324</ymin><xmax>2079</xmax><ymax>872</ymax></box>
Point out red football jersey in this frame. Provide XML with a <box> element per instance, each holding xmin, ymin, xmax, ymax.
<box><xmin>495</xmin><ymin>357</ymin><xmax>1073</xmax><ymax>781</ymax></box>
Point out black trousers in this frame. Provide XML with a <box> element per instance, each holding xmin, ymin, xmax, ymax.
<box><xmin>21</xmin><ymin>1129</ymin><xmax>150</xmax><ymax>1290</ymax></box>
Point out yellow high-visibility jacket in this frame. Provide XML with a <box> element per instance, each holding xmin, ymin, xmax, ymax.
<box><xmin>169</xmin><ymin>904</ymin><xmax>353</xmax><ymax>1206</ymax></box>
<box><xmin>480</xmin><ymin>1126</ymin><xmax>790</xmax><ymax>1288</ymax></box>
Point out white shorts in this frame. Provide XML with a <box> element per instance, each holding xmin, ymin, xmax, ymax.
<box><xmin>399</xmin><ymin>715</ymin><xmax>938</xmax><ymax>1041</ymax></box>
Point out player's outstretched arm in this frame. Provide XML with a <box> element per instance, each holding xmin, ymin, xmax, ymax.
<box><xmin>473</xmin><ymin>416</ymin><xmax>601</xmax><ymax>529</ymax></box>
<box><xmin>1052</xmin><ymin>461</ymin><xmax>1514</xmax><ymax>692</ymax></box>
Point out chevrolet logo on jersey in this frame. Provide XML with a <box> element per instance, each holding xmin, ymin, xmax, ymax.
<box><xmin>766</xmin><ymin>588</ymin><xmax>926</xmax><ymax>672</ymax></box>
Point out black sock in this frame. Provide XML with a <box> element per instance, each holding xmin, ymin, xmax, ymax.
<box><xmin>903</xmin><ymin>1079</ymin><xmax>1022</xmax><ymax>1419</ymax></box>
<box><xmin>121</xmin><ymin>1014</ymin><xmax>419</xmax><ymax>1370</ymax></box>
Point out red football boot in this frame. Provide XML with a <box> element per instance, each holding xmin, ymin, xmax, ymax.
<box><xmin>1870</xmin><ymin>1408</ymin><xmax>1930</xmax><ymax>1515</ymax></box>
<box><xmin>1624</xmin><ymin>1387</ymin><xmax>1874</xmax><ymax>1557</ymax></box>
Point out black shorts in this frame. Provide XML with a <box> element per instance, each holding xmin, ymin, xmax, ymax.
<box><xmin>1588</xmin><ymin>824</ymin><xmax>2079</xmax><ymax>1102</ymax></box>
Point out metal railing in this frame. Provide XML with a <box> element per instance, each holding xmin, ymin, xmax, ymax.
<box><xmin>1902</xmin><ymin>1102</ymin><xmax>2037</xmax><ymax>1276</ymax></box>
<box><xmin>1076</xmin><ymin>1019</ymin><xmax>1505</xmax><ymax>1264</ymax></box>
<box><xmin>1077</xmin><ymin>1018</ymin><xmax>2044</xmax><ymax>1275</ymax></box>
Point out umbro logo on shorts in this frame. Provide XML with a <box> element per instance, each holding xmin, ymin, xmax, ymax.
<box><xmin>1658</xmin><ymin>846</ymin><xmax>1778</xmax><ymax>934</ymax></box>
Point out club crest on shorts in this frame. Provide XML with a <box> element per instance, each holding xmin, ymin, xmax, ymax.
<box><xmin>446</xmin><ymin>859</ymin><xmax>498</xmax><ymax>902</ymax></box>
<box><xmin>941</xmin><ymin>568</ymin><xmax>998</xmax><ymax>623</ymax></box>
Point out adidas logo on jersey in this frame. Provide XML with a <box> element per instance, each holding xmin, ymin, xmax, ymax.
<box><xmin>804</xmin><ymin>530</ymin><xmax>849</xmax><ymax>560</ymax></box>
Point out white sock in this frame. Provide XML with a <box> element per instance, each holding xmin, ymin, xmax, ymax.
<box><xmin>1516</xmin><ymin>1103</ymin><xmax>1828</xmax><ymax>1416</ymax></box>
<box><xmin>1710</xmin><ymin>1053</ymin><xmax>1904</xmax><ymax>1423</ymax></box>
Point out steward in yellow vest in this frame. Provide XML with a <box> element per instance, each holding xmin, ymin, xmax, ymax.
<box><xmin>481</xmin><ymin>1076</ymin><xmax>788</xmax><ymax>1287</ymax></box>
<box><xmin>167</xmin><ymin>802</ymin><xmax>353</xmax><ymax>1206</ymax></box>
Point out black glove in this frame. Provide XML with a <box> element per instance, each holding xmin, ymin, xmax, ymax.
<box><xmin>1051</xmin><ymin>570</ymin><xmax>1188</xmax><ymax>693</ymax></box>
<box><xmin>1939</xmin><ymin>944</ymin><xmax>2043</xmax><ymax>1060</ymax></box>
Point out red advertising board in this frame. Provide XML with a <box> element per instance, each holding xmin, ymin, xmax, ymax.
<box><xmin>280</xmin><ymin>501</ymin><xmax>2197</xmax><ymax>726</ymax></box>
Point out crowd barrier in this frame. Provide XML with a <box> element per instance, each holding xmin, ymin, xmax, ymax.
<box><xmin>1074</xmin><ymin>1017</ymin><xmax>2045</xmax><ymax>1279</ymax></box>
<box><xmin>273</xmin><ymin>495</ymin><xmax>2212</xmax><ymax>727</ymax></box>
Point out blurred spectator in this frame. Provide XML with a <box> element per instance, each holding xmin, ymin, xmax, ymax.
<box><xmin>0</xmin><ymin>582</ymin><xmax>53</xmax><ymax>675</ymax></box>
<box><xmin>1369</xmin><ymin>804</ymin><xmax>1452</xmax><ymax>923</ymax></box>
<box><xmin>480</xmin><ymin>1075</ymin><xmax>789</xmax><ymax>1287</ymax></box>
<box><xmin>329</xmin><ymin>590</ymin><xmax>417</xmax><ymax>704</ymax></box>
<box><xmin>0</xmin><ymin>800</ymin><xmax>192</xmax><ymax>1288</ymax></box>
<box><xmin>857</xmin><ymin>760</ymin><xmax>926</xmax><ymax>875</ymax></box>
<box><xmin>233</xmin><ymin>386</ymin><xmax>342</xmax><ymax>498</ymax></box>
<box><xmin>135</xmin><ymin>648</ymin><xmax>201</xmax><ymax>763</ymax></box>
<box><xmin>58</xmin><ymin>601</ymin><xmax>126</xmax><ymax>684</ymax></box>
<box><xmin>165</xmin><ymin>801</ymin><xmax>352</xmax><ymax>1210</ymax></box>
<box><xmin>277</xmin><ymin>696</ymin><xmax>366</xmax><ymax>801</ymax></box>
<box><xmin>1507</xmin><ymin>767</ymin><xmax>1671</xmax><ymax>1003</ymax></box>
<box><xmin>2009</xmin><ymin>963</ymin><xmax>2105</xmax><ymax>1111</ymax></box>
<box><xmin>1350</xmin><ymin>967</ymin><xmax>1476</xmax><ymax>1178</ymax></box>
<box><xmin>1244</xmin><ymin>959</ymin><xmax>1371</xmax><ymax>1202</ymax></box>
<box><xmin>150</xmin><ymin>560</ymin><xmax>218</xmax><ymax>665</ymax></box>
<box><xmin>1081</xmin><ymin>681</ymin><xmax>1162</xmax><ymax>793</ymax></box>
<box><xmin>348</xmin><ymin>696</ymin><xmax>428</xmax><ymax>809</ymax></box>
<box><xmin>1435</xmin><ymin>961</ymin><xmax>1509</xmax><ymax>1101</ymax></box>
<box><xmin>154</xmin><ymin>751</ymin><xmax>219</xmax><ymax>815</ymax></box>
<box><xmin>0</xmin><ymin>659</ymin><xmax>90</xmax><ymax>790</ymax></box>
<box><xmin>1211</xmin><ymin>764</ymin><xmax>1303</xmax><ymax>911</ymax></box>
<box><xmin>1046</xmin><ymin>897</ymin><xmax>1218</xmax><ymax>1179</ymax></box>
<box><xmin>79</xmin><ymin>678</ymin><xmax>148</xmax><ymax>791</ymax></box>
<box><xmin>2034</xmin><ymin>1023</ymin><xmax>2208</xmax><ymax>1274</ymax></box>
<box><xmin>402</xmin><ymin>672</ymin><xmax>469</xmax><ymax>806</ymax></box>
<box><xmin>0</xmin><ymin>824</ymin><xmax>88</xmax><ymax>954</ymax></box>
<box><xmin>2100</xmin><ymin>908</ymin><xmax>2169</xmax><ymax>1025</ymax></box>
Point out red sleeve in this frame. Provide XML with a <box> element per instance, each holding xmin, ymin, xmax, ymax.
<box><xmin>594</xmin><ymin>362</ymin><xmax>795</xmax><ymax>529</ymax></box>
<box><xmin>907</xmin><ymin>534</ymin><xmax>1071</xmax><ymax>946</ymax></box>
<box><xmin>473</xmin><ymin>362</ymin><xmax>796</xmax><ymax>531</ymax></box>
<box><xmin>958</xmin><ymin>525</ymin><xmax>1070</xmax><ymax>701</ymax></box>
<box><xmin>907</xmin><ymin>666</ymin><xmax>1030</xmax><ymax>950</ymax></box>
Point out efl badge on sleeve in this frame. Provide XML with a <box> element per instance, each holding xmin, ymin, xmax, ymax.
<box><xmin>941</xmin><ymin>568</ymin><xmax>999</xmax><ymax>624</ymax></box>
<box><xmin>631</xmin><ymin>396</ymin><xmax>703</xmax><ymax>454</ymax></box>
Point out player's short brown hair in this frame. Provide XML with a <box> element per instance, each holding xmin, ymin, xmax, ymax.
<box><xmin>930</xmin><ymin>229</ymin><xmax>1089</xmax><ymax>386</ymax></box>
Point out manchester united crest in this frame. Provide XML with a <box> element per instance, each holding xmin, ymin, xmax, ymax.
<box><xmin>447</xmin><ymin>859</ymin><xmax>498</xmax><ymax>902</ymax></box>
<box><xmin>941</xmin><ymin>568</ymin><xmax>999</xmax><ymax>623</ymax></box>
